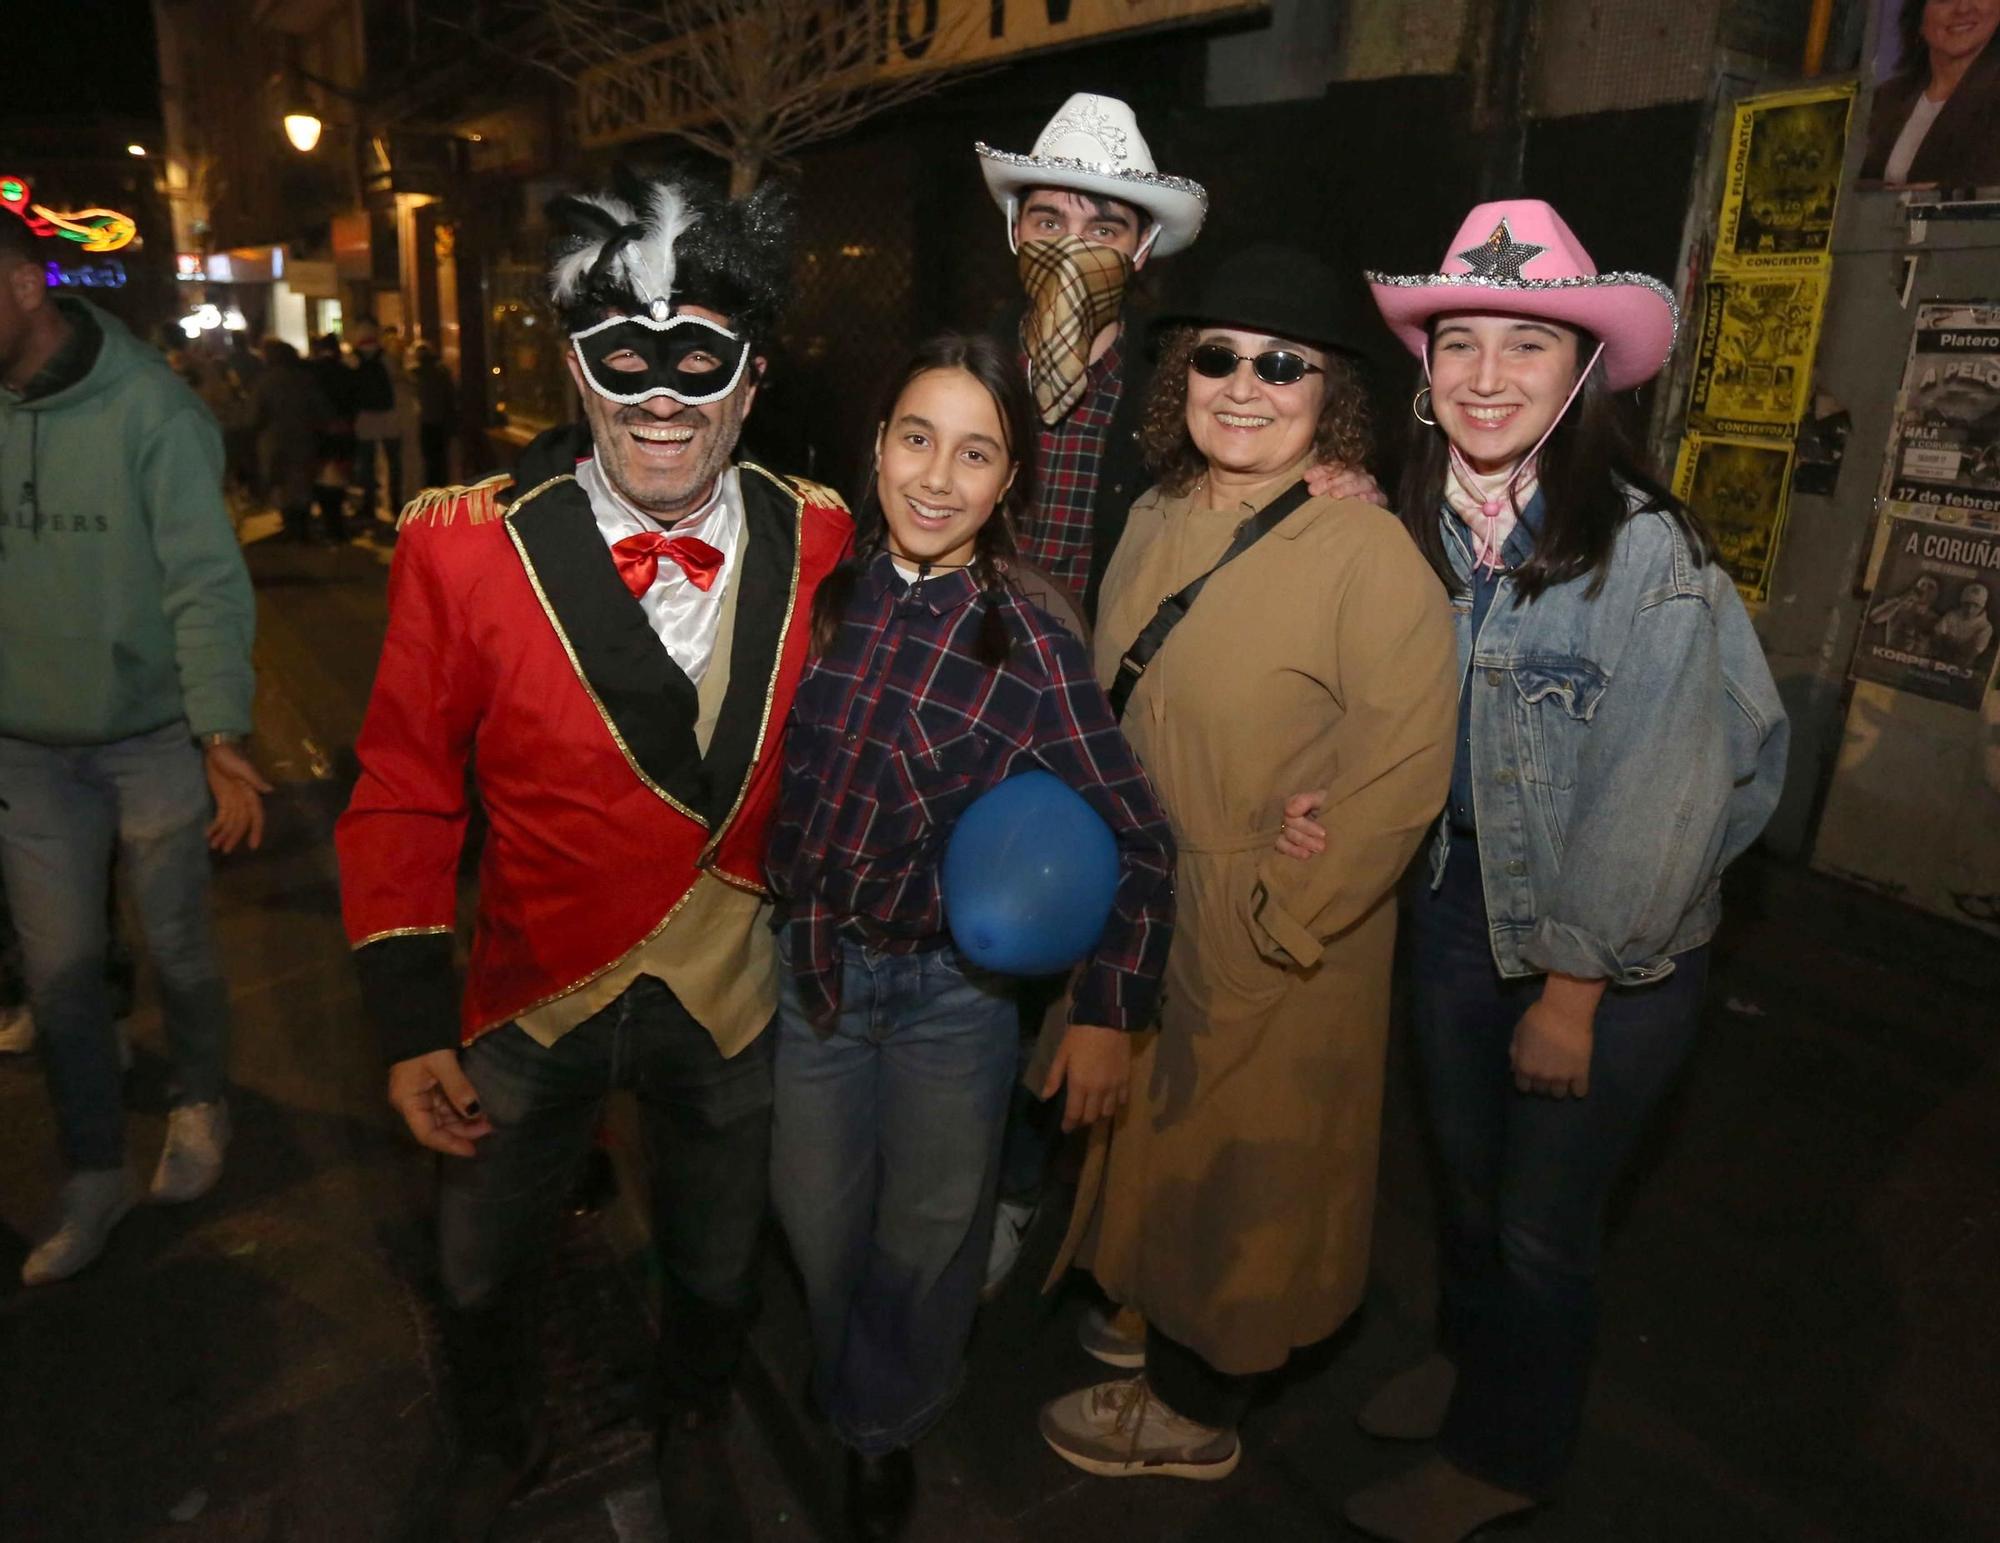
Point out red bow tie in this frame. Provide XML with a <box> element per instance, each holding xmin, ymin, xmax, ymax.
<box><xmin>610</xmin><ymin>531</ymin><xmax>725</xmax><ymax>598</ymax></box>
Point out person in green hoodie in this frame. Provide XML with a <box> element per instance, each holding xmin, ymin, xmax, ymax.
<box><xmin>0</xmin><ymin>209</ymin><xmax>269</xmax><ymax>1286</ymax></box>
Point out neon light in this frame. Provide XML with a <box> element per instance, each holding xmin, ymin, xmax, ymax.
<box><xmin>0</xmin><ymin>175</ymin><xmax>55</xmax><ymax>236</ymax></box>
<box><xmin>46</xmin><ymin>259</ymin><xmax>128</xmax><ymax>289</ymax></box>
<box><xmin>32</xmin><ymin>206</ymin><xmax>137</xmax><ymax>252</ymax></box>
<box><xmin>1</xmin><ymin>175</ymin><xmax>137</xmax><ymax>252</ymax></box>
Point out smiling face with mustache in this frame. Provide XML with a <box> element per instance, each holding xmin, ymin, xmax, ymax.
<box><xmin>564</xmin><ymin>302</ymin><xmax>761</xmax><ymax>521</ymax></box>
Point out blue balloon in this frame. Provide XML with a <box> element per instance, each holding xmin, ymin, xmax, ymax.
<box><xmin>943</xmin><ymin>771</ymin><xmax>1121</xmax><ymax>975</ymax></box>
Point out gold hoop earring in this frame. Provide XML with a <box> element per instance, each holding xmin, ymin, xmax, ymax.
<box><xmin>1412</xmin><ymin>387</ymin><xmax>1437</xmax><ymax>427</ymax></box>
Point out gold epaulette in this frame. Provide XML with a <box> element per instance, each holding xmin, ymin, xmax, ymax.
<box><xmin>786</xmin><ymin>474</ymin><xmax>849</xmax><ymax>512</ymax></box>
<box><xmin>397</xmin><ymin>473</ymin><xmax>516</xmax><ymax>530</ymax></box>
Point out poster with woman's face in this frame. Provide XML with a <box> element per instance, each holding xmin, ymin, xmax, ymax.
<box><xmin>1860</xmin><ymin>0</ymin><xmax>2000</xmax><ymax>188</ymax></box>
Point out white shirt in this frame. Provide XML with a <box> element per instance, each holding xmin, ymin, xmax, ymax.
<box><xmin>1883</xmin><ymin>92</ymin><xmax>1945</xmax><ymax>185</ymax></box>
<box><xmin>576</xmin><ymin>456</ymin><xmax>743</xmax><ymax>686</ymax></box>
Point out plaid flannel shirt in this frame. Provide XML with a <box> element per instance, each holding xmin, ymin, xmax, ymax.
<box><xmin>1021</xmin><ymin>338</ymin><xmax>1124</xmax><ymax>600</ymax></box>
<box><xmin>767</xmin><ymin>551</ymin><xmax>1174</xmax><ymax>1031</ymax></box>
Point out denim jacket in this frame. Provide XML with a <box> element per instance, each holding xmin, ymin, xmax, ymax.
<box><xmin>1431</xmin><ymin>490</ymin><xmax>1789</xmax><ymax>985</ymax></box>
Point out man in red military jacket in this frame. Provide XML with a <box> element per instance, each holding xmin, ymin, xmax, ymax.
<box><xmin>336</xmin><ymin>172</ymin><xmax>850</xmax><ymax>1542</ymax></box>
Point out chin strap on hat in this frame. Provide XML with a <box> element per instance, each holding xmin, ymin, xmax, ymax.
<box><xmin>1424</xmin><ymin>339</ymin><xmax>1606</xmax><ymax>571</ymax></box>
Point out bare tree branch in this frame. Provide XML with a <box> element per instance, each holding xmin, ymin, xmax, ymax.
<box><xmin>444</xmin><ymin>0</ymin><xmax>986</xmax><ymax>194</ymax></box>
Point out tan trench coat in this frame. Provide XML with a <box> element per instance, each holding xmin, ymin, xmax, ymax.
<box><xmin>1051</xmin><ymin>468</ymin><xmax>1457</xmax><ymax>1375</ymax></box>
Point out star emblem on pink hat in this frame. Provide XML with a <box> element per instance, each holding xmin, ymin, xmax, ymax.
<box><xmin>1454</xmin><ymin>219</ymin><xmax>1547</xmax><ymax>281</ymax></box>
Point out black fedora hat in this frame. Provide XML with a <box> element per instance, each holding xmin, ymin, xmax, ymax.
<box><xmin>1153</xmin><ymin>244</ymin><xmax>1367</xmax><ymax>356</ymax></box>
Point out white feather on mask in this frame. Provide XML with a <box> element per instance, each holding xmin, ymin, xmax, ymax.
<box><xmin>547</xmin><ymin>183</ymin><xmax>696</xmax><ymax>316</ymax></box>
<box><xmin>623</xmin><ymin>183</ymin><xmax>696</xmax><ymax>313</ymax></box>
<box><xmin>548</xmin><ymin>193</ymin><xmax>636</xmax><ymax>308</ymax></box>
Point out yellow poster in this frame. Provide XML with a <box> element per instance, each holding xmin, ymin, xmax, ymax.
<box><xmin>1715</xmin><ymin>83</ymin><xmax>1855</xmax><ymax>273</ymax></box>
<box><xmin>1686</xmin><ymin>273</ymin><xmax>1830</xmax><ymax>441</ymax></box>
<box><xmin>1673</xmin><ymin>433</ymin><xmax>1797</xmax><ymax>603</ymax></box>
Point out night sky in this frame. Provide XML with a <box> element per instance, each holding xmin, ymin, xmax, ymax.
<box><xmin>8</xmin><ymin>0</ymin><xmax>162</xmax><ymax>123</ymax></box>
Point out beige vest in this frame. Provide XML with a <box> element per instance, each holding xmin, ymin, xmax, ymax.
<box><xmin>514</xmin><ymin>565</ymin><xmax>777</xmax><ymax>1057</ymax></box>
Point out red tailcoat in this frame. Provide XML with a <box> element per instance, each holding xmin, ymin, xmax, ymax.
<box><xmin>336</xmin><ymin>457</ymin><xmax>852</xmax><ymax>1059</ymax></box>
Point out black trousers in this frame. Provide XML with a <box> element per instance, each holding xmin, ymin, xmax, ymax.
<box><xmin>419</xmin><ymin>422</ymin><xmax>453</xmax><ymax>491</ymax></box>
<box><xmin>1148</xmin><ymin>1326</ymin><xmax>1255</xmax><ymax>1431</ymax></box>
<box><xmin>437</xmin><ymin>976</ymin><xmax>776</xmax><ymax>1414</ymax></box>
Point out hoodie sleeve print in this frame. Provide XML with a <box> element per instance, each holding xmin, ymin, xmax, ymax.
<box><xmin>140</xmin><ymin>406</ymin><xmax>256</xmax><ymax>738</ymax></box>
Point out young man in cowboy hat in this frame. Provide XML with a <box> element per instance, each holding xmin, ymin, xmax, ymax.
<box><xmin>336</xmin><ymin>171</ymin><xmax>851</xmax><ymax>1542</ymax></box>
<box><xmin>974</xmin><ymin>92</ymin><xmax>1207</xmax><ymax>623</ymax></box>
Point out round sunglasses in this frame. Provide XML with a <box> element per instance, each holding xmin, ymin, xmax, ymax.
<box><xmin>1189</xmin><ymin>342</ymin><xmax>1325</xmax><ymax>386</ymax></box>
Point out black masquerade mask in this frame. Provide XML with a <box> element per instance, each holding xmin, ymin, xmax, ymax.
<box><xmin>569</xmin><ymin>311</ymin><xmax>752</xmax><ymax>407</ymax></box>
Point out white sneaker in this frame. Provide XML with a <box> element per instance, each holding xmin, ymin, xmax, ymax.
<box><xmin>149</xmin><ymin>1099</ymin><xmax>230</xmax><ymax>1203</ymax></box>
<box><xmin>1039</xmin><ymin>1375</ymin><xmax>1241</xmax><ymax>1480</ymax></box>
<box><xmin>982</xmin><ymin>1197</ymin><xmax>1038</xmax><ymax>1300</ymax></box>
<box><xmin>21</xmin><ymin>1169</ymin><xmax>138</xmax><ymax>1285</ymax></box>
<box><xmin>0</xmin><ymin>1002</ymin><xmax>35</xmax><ymax>1054</ymax></box>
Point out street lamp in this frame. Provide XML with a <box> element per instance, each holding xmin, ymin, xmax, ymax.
<box><xmin>283</xmin><ymin>113</ymin><xmax>324</xmax><ymax>153</ymax></box>
<box><xmin>126</xmin><ymin>143</ymin><xmax>147</xmax><ymax>157</ymax></box>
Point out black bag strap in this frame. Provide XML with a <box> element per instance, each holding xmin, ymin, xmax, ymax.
<box><xmin>1108</xmin><ymin>478</ymin><xmax>1313</xmax><ymax>720</ymax></box>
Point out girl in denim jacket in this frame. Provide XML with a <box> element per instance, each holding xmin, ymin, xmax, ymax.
<box><xmin>1280</xmin><ymin>202</ymin><xmax>1787</xmax><ymax>1542</ymax></box>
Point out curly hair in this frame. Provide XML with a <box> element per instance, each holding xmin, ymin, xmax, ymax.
<box><xmin>1140</xmin><ymin>325</ymin><xmax>1373</xmax><ymax>496</ymax></box>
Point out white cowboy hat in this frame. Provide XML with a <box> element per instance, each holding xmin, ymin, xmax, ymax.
<box><xmin>975</xmin><ymin>93</ymin><xmax>1208</xmax><ymax>259</ymax></box>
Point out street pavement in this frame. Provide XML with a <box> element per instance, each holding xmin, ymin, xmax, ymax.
<box><xmin>2</xmin><ymin>512</ymin><xmax>1997</xmax><ymax>1542</ymax></box>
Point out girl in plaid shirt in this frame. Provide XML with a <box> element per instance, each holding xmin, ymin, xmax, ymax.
<box><xmin>766</xmin><ymin>334</ymin><xmax>1174</xmax><ymax>1537</ymax></box>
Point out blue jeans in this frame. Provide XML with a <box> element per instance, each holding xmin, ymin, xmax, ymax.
<box><xmin>0</xmin><ymin>723</ymin><xmax>228</xmax><ymax>1171</ymax></box>
<box><xmin>439</xmin><ymin>977</ymin><xmax>775</xmax><ymax>1413</ymax></box>
<box><xmin>1412</xmin><ymin>834</ymin><xmax>1709</xmax><ymax>1497</ymax></box>
<box><xmin>353</xmin><ymin>433</ymin><xmax>403</xmax><ymax>520</ymax></box>
<box><xmin>770</xmin><ymin>937</ymin><xmax>1018</xmax><ymax>1456</ymax></box>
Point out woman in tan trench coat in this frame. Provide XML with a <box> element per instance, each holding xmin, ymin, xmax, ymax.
<box><xmin>1037</xmin><ymin>246</ymin><xmax>1458</xmax><ymax>1481</ymax></box>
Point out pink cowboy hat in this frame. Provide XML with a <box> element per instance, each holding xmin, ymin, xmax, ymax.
<box><xmin>1367</xmin><ymin>200</ymin><xmax>1678</xmax><ymax>392</ymax></box>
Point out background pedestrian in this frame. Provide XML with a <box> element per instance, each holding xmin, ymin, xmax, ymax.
<box><xmin>409</xmin><ymin>340</ymin><xmax>457</xmax><ymax>491</ymax></box>
<box><xmin>0</xmin><ymin>208</ymin><xmax>269</xmax><ymax>1287</ymax></box>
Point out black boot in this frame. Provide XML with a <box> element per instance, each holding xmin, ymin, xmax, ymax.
<box><xmin>656</xmin><ymin>1402</ymin><xmax>751</xmax><ymax>1543</ymax></box>
<box><xmin>844</xmin><ymin>1448</ymin><xmax>914</xmax><ymax>1543</ymax></box>
<box><xmin>419</xmin><ymin>1299</ymin><xmax>548</xmax><ymax>1543</ymax></box>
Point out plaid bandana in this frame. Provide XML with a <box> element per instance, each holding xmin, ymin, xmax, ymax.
<box><xmin>1017</xmin><ymin>236</ymin><xmax>1132</xmax><ymax>425</ymax></box>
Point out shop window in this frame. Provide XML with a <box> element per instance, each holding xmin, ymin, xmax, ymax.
<box><xmin>486</xmin><ymin>260</ymin><xmax>567</xmax><ymax>434</ymax></box>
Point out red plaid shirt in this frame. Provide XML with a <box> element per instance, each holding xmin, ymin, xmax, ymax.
<box><xmin>767</xmin><ymin>552</ymin><xmax>1174</xmax><ymax>1030</ymax></box>
<box><xmin>1022</xmin><ymin>338</ymin><xmax>1124</xmax><ymax>601</ymax></box>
